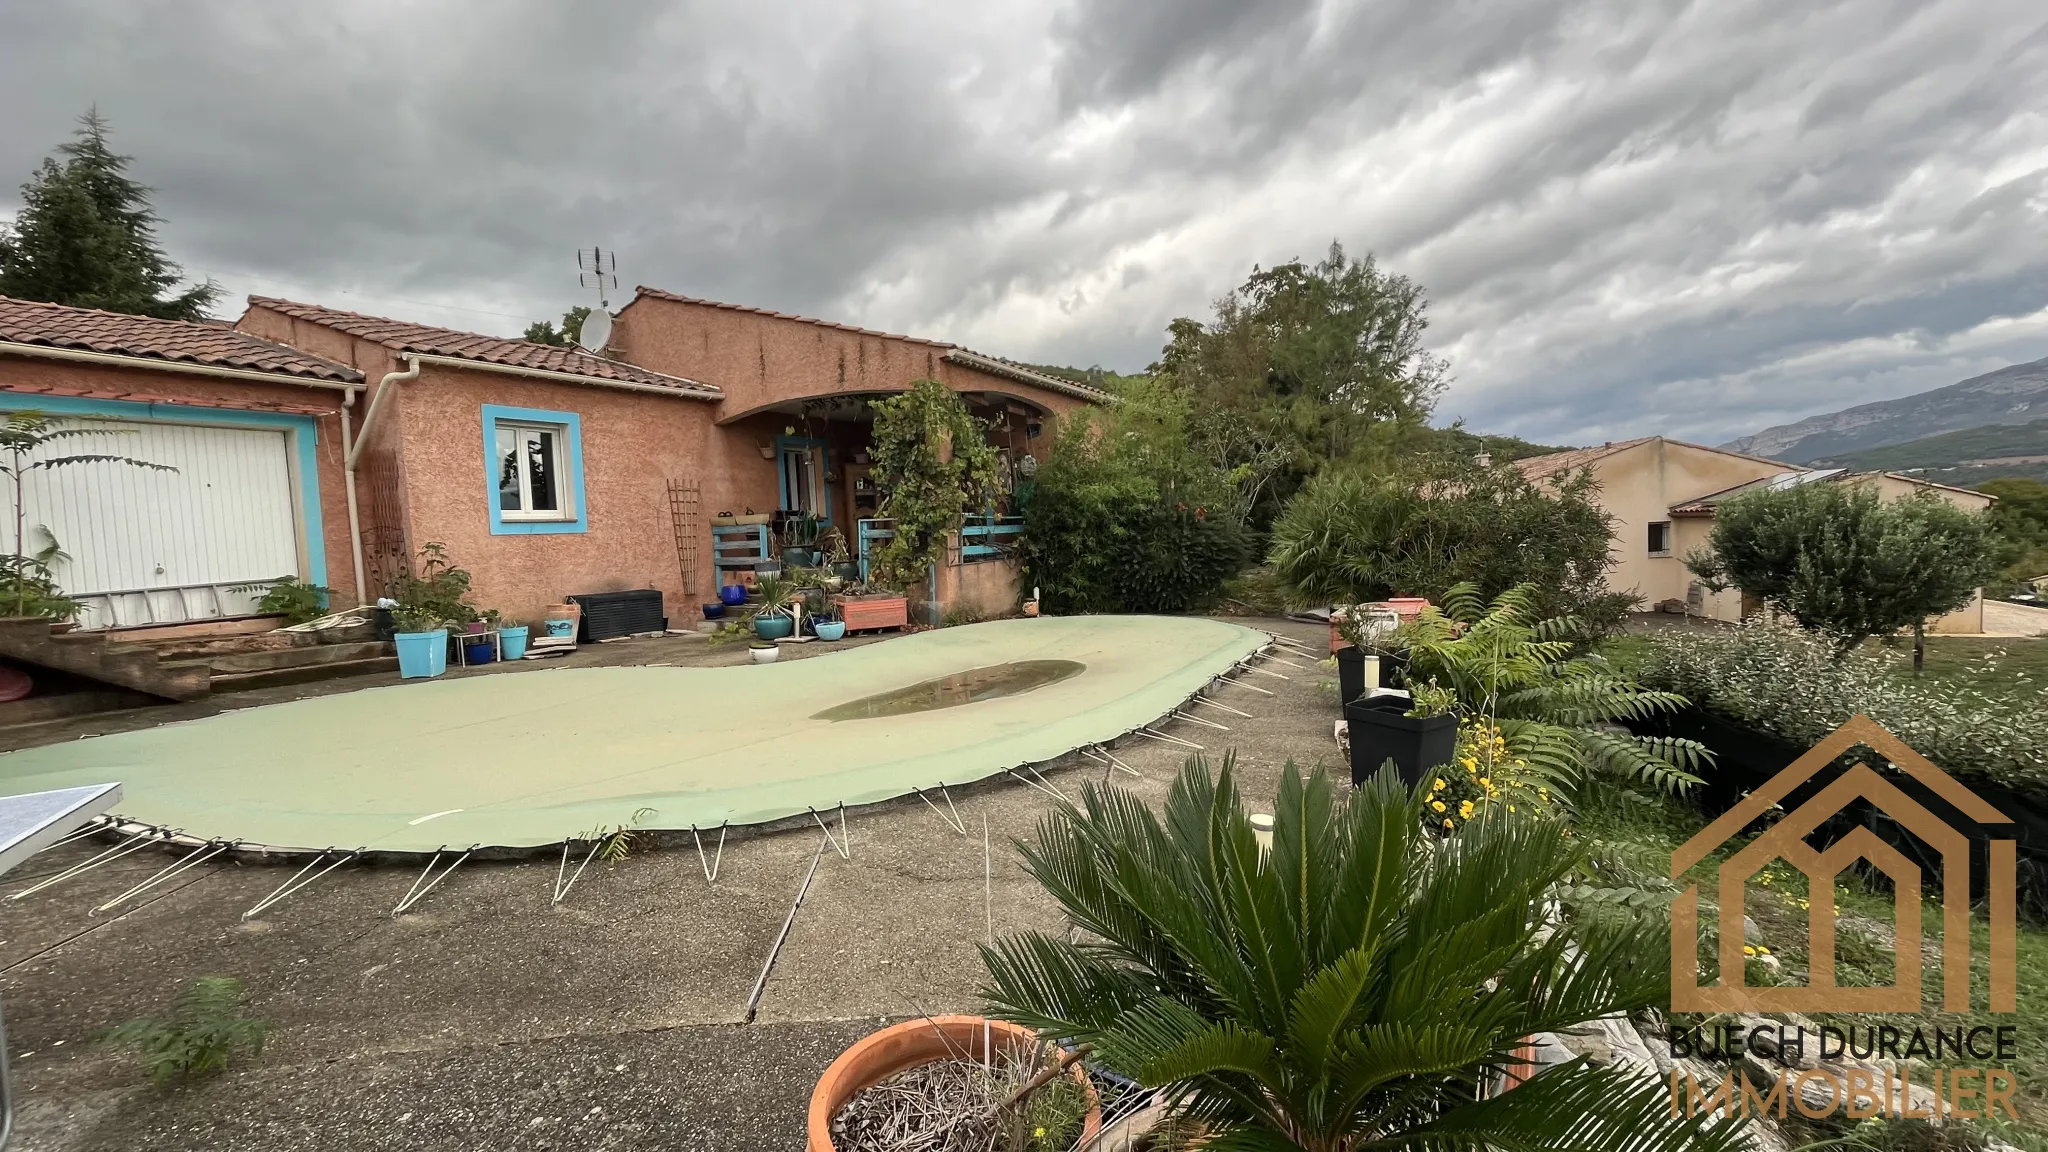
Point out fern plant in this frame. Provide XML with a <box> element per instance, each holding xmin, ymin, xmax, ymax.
<box><xmin>982</xmin><ymin>757</ymin><xmax>1749</xmax><ymax>1152</ymax></box>
<box><xmin>104</xmin><ymin>976</ymin><xmax>267</xmax><ymax>1085</ymax></box>
<box><xmin>1398</xmin><ymin>582</ymin><xmax>1713</xmax><ymax>799</ymax></box>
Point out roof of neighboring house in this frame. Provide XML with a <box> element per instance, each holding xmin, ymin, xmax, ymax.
<box><xmin>1515</xmin><ymin>435</ymin><xmax>1793</xmax><ymax>483</ymax></box>
<box><xmin>245</xmin><ymin>297</ymin><xmax>720</xmax><ymax>397</ymax></box>
<box><xmin>1669</xmin><ymin>467</ymin><xmax>1998</xmax><ymax>514</ymax></box>
<box><xmin>0</xmin><ymin>295</ymin><xmax>362</xmax><ymax>382</ymax></box>
<box><xmin>0</xmin><ymin>380</ymin><xmax>336</xmax><ymax>417</ymax></box>
<box><xmin>1669</xmin><ymin>469</ymin><xmax>1838</xmax><ymax>513</ymax></box>
<box><xmin>629</xmin><ymin>287</ymin><xmax>1115</xmax><ymax>404</ymax></box>
<box><xmin>1870</xmin><ymin>471</ymin><xmax>1999</xmax><ymax>503</ymax></box>
<box><xmin>1513</xmin><ymin>437</ymin><xmax>1656</xmax><ymax>480</ymax></box>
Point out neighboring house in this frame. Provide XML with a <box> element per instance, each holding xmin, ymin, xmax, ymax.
<box><xmin>0</xmin><ymin>290</ymin><xmax>1107</xmax><ymax>632</ymax></box>
<box><xmin>0</xmin><ymin>296</ymin><xmax>364</xmax><ymax>629</ymax></box>
<box><xmin>1516</xmin><ymin>436</ymin><xmax>1998</xmax><ymax>633</ymax></box>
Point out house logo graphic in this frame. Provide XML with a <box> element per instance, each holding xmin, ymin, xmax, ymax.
<box><xmin>1670</xmin><ymin>714</ymin><xmax>2017</xmax><ymax>1014</ymax></box>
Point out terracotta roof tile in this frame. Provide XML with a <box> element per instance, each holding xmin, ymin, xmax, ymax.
<box><xmin>0</xmin><ymin>295</ymin><xmax>361</xmax><ymax>382</ymax></box>
<box><xmin>0</xmin><ymin>380</ymin><xmax>336</xmax><ymax>417</ymax></box>
<box><xmin>246</xmin><ymin>297</ymin><xmax>719</xmax><ymax>397</ymax></box>
<box><xmin>1514</xmin><ymin>437</ymin><xmax>1656</xmax><ymax>481</ymax></box>
<box><xmin>629</xmin><ymin>287</ymin><xmax>1113</xmax><ymax>403</ymax></box>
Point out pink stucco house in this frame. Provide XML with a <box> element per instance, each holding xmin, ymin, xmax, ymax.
<box><xmin>0</xmin><ymin>289</ymin><xmax>1106</xmax><ymax>632</ymax></box>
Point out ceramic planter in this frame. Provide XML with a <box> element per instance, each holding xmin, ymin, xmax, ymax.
<box><xmin>1343</xmin><ymin>693</ymin><xmax>1456</xmax><ymax>787</ymax></box>
<box><xmin>753</xmin><ymin>613</ymin><xmax>795</xmax><ymax>640</ymax></box>
<box><xmin>814</xmin><ymin>620</ymin><xmax>847</xmax><ymax>641</ymax></box>
<box><xmin>499</xmin><ymin>626</ymin><xmax>530</xmax><ymax>660</ymax></box>
<box><xmin>750</xmin><ymin>644</ymin><xmax>781</xmax><ymax>664</ymax></box>
<box><xmin>719</xmin><ymin>584</ymin><xmax>750</xmax><ymax>607</ymax></box>
<box><xmin>807</xmin><ymin>1016</ymin><xmax>1100</xmax><ymax>1152</ymax></box>
<box><xmin>394</xmin><ymin>629</ymin><xmax>449</xmax><ymax>679</ymax></box>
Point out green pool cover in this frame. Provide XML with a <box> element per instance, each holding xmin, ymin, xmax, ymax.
<box><xmin>0</xmin><ymin>616</ymin><xmax>1266</xmax><ymax>853</ymax></box>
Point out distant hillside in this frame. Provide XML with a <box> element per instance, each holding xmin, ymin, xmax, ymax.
<box><xmin>1806</xmin><ymin>418</ymin><xmax>2048</xmax><ymax>488</ymax></box>
<box><xmin>1720</xmin><ymin>356</ymin><xmax>2048</xmax><ymax>462</ymax></box>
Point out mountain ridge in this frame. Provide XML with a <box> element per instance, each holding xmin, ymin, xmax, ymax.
<box><xmin>1719</xmin><ymin>355</ymin><xmax>2048</xmax><ymax>462</ymax></box>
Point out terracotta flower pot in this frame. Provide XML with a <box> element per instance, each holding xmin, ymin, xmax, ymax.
<box><xmin>807</xmin><ymin>1015</ymin><xmax>1102</xmax><ymax>1152</ymax></box>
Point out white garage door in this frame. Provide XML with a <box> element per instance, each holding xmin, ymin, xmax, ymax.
<box><xmin>5</xmin><ymin>418</ymin><xmax>304</xmax><ymax>630</ymax></box>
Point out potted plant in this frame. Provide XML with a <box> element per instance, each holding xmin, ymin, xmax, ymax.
<box><xmin>832</xmin><ymin>581</ymin><xmax>909</xmax><ymax>633</ymax></box>
<box><xmin>1343</xmin><ymin>686</ymin><xmax>1457</xmax><ymax>787</ymax></box>
<box><xmin>749</xmin><ymin>639</ymin><xmax>781</xmax><ymax>664</ymax></box>
<box><xmin>811</xmin><ymin>595</ymin><xmax>846</xmax><ymax>642</ymax></box>
<box><xmin>463</xmin><ymin>613</ymin><xmax>499</xmax><ymax>665</ymax></box>
<box><xmin>389</xmin><ymin>605</ymin><xmax>448</xmax><ymax>679</ymax></box>
<box><xmin>808</xmin><ymin>1015</ymin><xmax>1100</xmax><ymax>1152</ymax></box>
<box><xmin>499</xmin><ymin>620</ymin><xmax>531</xmax><ymax>660</ymax></box>
<box><xmin>750</xmin><ymin>575</ymin><xmax>797</xmax><ymax>640</ymax></box>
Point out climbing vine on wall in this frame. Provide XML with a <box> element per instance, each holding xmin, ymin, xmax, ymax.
<box><xmin>866</xmin><ymin>378</ymin><xmax>1000</xmax><ymax>591</ymax></box>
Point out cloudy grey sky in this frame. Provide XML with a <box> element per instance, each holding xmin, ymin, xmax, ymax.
<box><xmin>5</xmin><ymin>0</ymin><xmax>2047</xmax><ymax>446</ymax></box>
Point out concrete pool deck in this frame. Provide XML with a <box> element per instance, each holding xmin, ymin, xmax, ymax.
<box><xmin>0</xmin><ymin>616</ymin><xmax>1337</xmax><ymax>1151</ymax></box>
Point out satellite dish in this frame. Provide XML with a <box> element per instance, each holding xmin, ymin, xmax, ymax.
<box><xmin>577</xmin><ymin>308</ymin><xmax>613</xmax><ymax>352</ymax></box>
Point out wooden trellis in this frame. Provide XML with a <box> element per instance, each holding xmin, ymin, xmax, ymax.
<box><xmin>668</xmin><ymin>478</ymin><xmax>702</xmax><ymax>595</ymax></box>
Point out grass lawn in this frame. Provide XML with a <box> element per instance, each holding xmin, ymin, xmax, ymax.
<box><xmin>1581</xmin><ymin>787</ymin><xmax>2047</xmax><ymax>1150</ymax></box>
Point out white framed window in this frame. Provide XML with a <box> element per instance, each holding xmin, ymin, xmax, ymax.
<box><xmin>1647</xmin><ymin>521</ymin><xmax>1673</xmax><ymax>556</ymax></box>
<box><xmin>496</xmin><ymin>421</ymin><xmax>570</xmax><ymax>520</ymax></box>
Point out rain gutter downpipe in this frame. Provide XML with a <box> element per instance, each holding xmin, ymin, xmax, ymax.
<box><xmin>345</xmin><ymin>354</ymin><xmax>421</xmax><ymax>603</ymax></box>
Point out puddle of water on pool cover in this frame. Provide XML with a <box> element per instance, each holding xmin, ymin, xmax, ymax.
<box><xmin>812</xmin><ymin>660</ymin><xmax>1086</xmax><ymax>721</ymax></box>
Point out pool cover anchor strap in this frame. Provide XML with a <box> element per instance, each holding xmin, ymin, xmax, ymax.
<box><xmin>809</xmin><ymin>805</ymin><xmax>851</xmax><ymax>861</ymax></box>
<box><xmin>552</xmin><ymin>839</ymin><xmax>603</xmax><ymax>906</ymax></box>
<box><xmin>33</xmin><ymin>816</ymin><xmax>114</xmax><ymax>856</ymax></box>
<box><xmin>9</xmin><ymin>827</ymin><xmax>165</xmax><ymax>901</ymax></box>
<box><xmin>1215</xmin><ymin>674</ymin><xmax>1275</xmax><ymax>697</ymax></box>
<box><xmin>1134</xmin><ymin>727</ymin><xmax>1204</xmax><ymax>752</ymax></box>
<box><xmin>1080</xmin><ymin>746</ymin><xmax>1140</xmax><ymax>782</ymax></box>
<box><xmin>913</xmin><ymin>785</ymin><xmax>969</xmax><ymax>837</ymax></box>
<box><xmin>92</xmin><ymin>840</ymin><xmax>229</xmax><ymax>915</ymax></box>
<box><xmin>691</xmin><ymin>824</ymin><xmax>728</xmax><ymax>883</ymax></box>
<box><xmin>744</xmin><ymin>834</ymin><xmax>828</xmax><ymax>1024</ymax></box>
<box><xmin>1236</xmin><ymin>660</ymin><xmax>1290</xmax><ymax>682</ymax></box>
<box><xmin>243</xmin><ymin>849</ymin><xmax>360</xmax><ymax>920</ymax></box>
<box><xmin>1252</xmin><ymin>651</ymin><xmax>1310</xmax><ymax>671</ymax></box>
<box><xmin>392</xmin><ymin>846</ymin><xmax>477</xmax><ymax>916</ymax></box>
<box><xmin>1170</xmin><ymin>709</ymin><xmax>1230</xmax><ymax>732</ymax></box>
<box><xmin>1188</xmin><ymin>695</ymin><xmax>1252</xmax><ymax>719</ymax></box>
<box><xmin>1005</xmin><ymin>766</ymin><xmax>1072</xmax><ymax>806</ymax></box>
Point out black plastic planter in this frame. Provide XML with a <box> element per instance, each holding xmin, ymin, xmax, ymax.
<box><xmin>1344</xmin><ymin>695</ymin><xmax>1456</xmax><ymax>788</ymax></box>
<box><xmin>1334</xmin><ymin>646</ymin><xmax>1409</xmax><ymax>706</ymax></box>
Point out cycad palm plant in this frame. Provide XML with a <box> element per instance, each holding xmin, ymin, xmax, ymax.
<box><xmin>1401</xmin><ymin>582</ymin><xmax>1711</xmax><ymax>799</ymax></box>
<box><xmin>983</xmin><ymin>758</ymin><xmax>1746</xmax><ymax>1151</ymax></box>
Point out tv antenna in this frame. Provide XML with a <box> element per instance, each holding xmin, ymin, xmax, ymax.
<box><xmin>576</xmin><ymin>247</ymin><xmax>617</xmax><ymax>351</ymax></box>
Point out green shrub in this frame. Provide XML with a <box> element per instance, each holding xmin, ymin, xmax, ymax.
<box><xmin>103</xmin><ymin>976</ymin><xmax>267</xmax><ymax>1085</ymax></box>
<box><xmin>1019</xmin><ymin>384</ymin><xmax>1247</xmax><ymax>613</ymax></box>
<box><xmin>1267</xmin><ymin>455</ymin><xmax>1631</xmax><ymax>628</ymax></box>
<box><xmin>387</xmin><ymin>542</ymin><xmax>477</xmax><ymax>630</ymax></box>
<box><xmin>867</xmin><ymin>379</ymin><xmax>1001</xmax><ymax>591</ymax></box>
<box><xmin>1638</xmin><ymin>618</ymin><xmax>2048</xmax><ymax>790</ymax></box>
<box><xmin>231</xmin><ymin>575</ymin><xmax>333</xmax><ymax>624</ymax></box>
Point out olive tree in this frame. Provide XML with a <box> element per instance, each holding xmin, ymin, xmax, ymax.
<box><xmin>1686</xmin><ymin>481</ymin><xmax>1998</xmax><ymax>672</ymax></box>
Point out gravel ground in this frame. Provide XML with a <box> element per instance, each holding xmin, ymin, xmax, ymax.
<box><xmin>0</xmin><ymin>617</ymin><xmax>1338</xmax><ymax>1150</ymax></box>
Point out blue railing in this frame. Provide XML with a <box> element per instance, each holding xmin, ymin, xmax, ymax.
<box><xmin>959</xmin><ymin>514</ymin><xmax>1024</xmax><ymax>561</ymax></box>
<box><xmin>856</xmin><ymin>514</ymin><xmax>1023</xmax><ymax>579</ymax></box>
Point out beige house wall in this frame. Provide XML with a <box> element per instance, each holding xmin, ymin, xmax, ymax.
<box><xmin>1567</xmin><ymin>444</ymin><xmax>1998</xmax><ymax>634</ymax></box>
<box><xmin>1572</xmin><ymin>440</ymin><xmax>1785</xmax><ymax>615</ymax></box>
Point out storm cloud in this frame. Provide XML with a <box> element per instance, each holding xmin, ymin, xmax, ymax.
<box><xmin>4</xmin><ymin>0</ymin><xmax>2046</xmax><ymax>445</ymax></box>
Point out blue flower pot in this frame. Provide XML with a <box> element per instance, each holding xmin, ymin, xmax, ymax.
<box><xmin>499</xmin><ymin>626</ymin><xmax>529</xmax><ymax>660</ymax></box>
<box><xmin>720</xmin><ymin>584</ymin><xmax>750</xmax><ymax>607</ymax></box>
<box><xmin>753</xmin><ymin>613</ymin><xmax>794</xmax><ymax>640</ymax></box>
<box><xmin>701</xmin><ymin>602</ymin><xmax>726</xmax><ymax>620</ymax></box>
<box><xmin>395</xmin><ymin>629</ymin><xmax>448</xmax><ymax>679</ymax></box>
<box><xmin>464</xmin><ymin>640</ymin><xmax>496</xmax><ymax>665</ymax></box>
<box><xmin>814</xmin><ymin>620</ymin><xmax>847</xmax><ymax>641</ymax></box>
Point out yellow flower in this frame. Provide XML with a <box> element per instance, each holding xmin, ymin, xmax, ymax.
<box><xmin>1433</xmin><ymin>778</ymin><xmax>1448</xmax><ymax>790</ymax></box>
<box><xmin>1757</xmin><ymin>946</ymin><xmax>1772</xmax><ymax>956</ymax></box>
<box><xmin>1442</xmin><ymin>818</ymin><xmax>1454</xmax><ymax>829</ymax></box>
<box><xmin>1478</xmin><ymin>777</ymin><xmax>1490</xmax><ymax>788</ymax></box>
<box><xmin>1458</xmin><ymin>800</ymin><xmax>1474</xmax><ymax>819</ymax></box>
<box><xmin>1431</xmin><ymin>800</ymin><xmax>1446</xmax><ymax>813</ymax></box>
<box><xmin>1743</xmin><ymin>945</ymin><xmax>1757</xmax><ymax>956</ymax></box>
<box><xmin>1035</xmin><ymin>1129</ymin><xmax>1046</xmax><ymax>1139</ymax></box>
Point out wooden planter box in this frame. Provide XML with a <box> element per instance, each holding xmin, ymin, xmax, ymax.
<box><xmin>835</xmin><ymin>594</ymin><xmax>908</xmax><ymax>633</ymax></box>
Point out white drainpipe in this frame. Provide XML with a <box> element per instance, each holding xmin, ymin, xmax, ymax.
<box><xmin>345</xmin><ymin>354</ymin><xmax>422</xmax><ymax>600</ymax></box>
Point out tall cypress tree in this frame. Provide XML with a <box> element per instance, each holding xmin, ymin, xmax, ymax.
<box><xmin>0</xmin><ymin>109</ymin><xmax>218</xmax><ymax>320</ymax></box>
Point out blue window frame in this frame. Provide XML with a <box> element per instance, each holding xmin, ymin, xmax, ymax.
<box><xmin>483</xmin><ymin>404</ymin><xmax>587</xmax><ymax>535</ymax></box>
